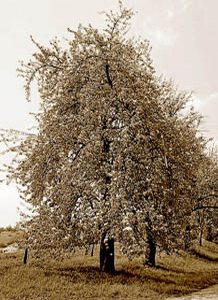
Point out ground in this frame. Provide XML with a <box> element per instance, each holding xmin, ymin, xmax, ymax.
<box><xmin>0</xmin><ymin>230</ymin><xmax>218</xmax><ymax>299</ymax></box>
<box><xmin>0</xmin><ymin>227</ymin><xmax>22</xmax><ymax>248</ymax></box>
<box><xmin>168</xmin><ymin>284</ymin><xmax>218</xmax><ymax>300</ymax></box>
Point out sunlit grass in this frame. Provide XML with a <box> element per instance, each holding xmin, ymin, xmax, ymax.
<box><xmin>0</xmin><ymin>233</ymin><xmax>218</xmax><ymax>299</ymax></box>
<box><xmin>0</xmin><ymin>229</ymin><xmax>23</xmax><ymax>248</ymax></box>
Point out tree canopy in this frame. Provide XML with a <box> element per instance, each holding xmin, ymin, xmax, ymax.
<box><xmin>1</xmin><ymin>2</ymin><xmax>218</xmax><ymax>269</ymax></box>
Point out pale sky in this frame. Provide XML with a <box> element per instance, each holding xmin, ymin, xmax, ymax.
<box><xmin>0</xmin><ymin>0</ymin><xmax>218</xmax><ymax>227</ymax></box>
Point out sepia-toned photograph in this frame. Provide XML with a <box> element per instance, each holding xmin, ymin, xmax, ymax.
<box><xmin>0</xmin><ymin>1</ymin><xmax>218</xmax><ymax>299</ymax></box>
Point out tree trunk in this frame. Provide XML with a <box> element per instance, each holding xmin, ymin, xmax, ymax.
<box><xmin>85</xmin><ymin>245</ymin><xmax>89</xmax><ymax>255</ymax></box>
<box><xmin>100</xmin><ymin>234</ymin><xmax>115</xmax><ymax>273</ymax></box>
<box><xmin>23</xmin><ymin>248</ymin><xmax>28</xmax><ymax>264</ymax></box>
<box><xmin>199</xmin><ymin>226</ymin><xmax>203</xmax><ymax>246</ymax></box>
<box><xmin>145</xmin><ymin>232</ymin><xmax>156</xmax><ymax>267</ymax></box>
<box><xmin>184</xmin><ymin>225</ymin><xmax>191</xmax><ymax>251</ymax></box>
<box><xmin>85</xmin><ymin>244</ymin><xmax>95</xmax><ymax>256</ymax></box>
<box><xmin>206</xmin><ymin>224</ymin><xmax>213</xmax><ymax>242</ymax></box>
<box><xmin>198</xmin><ymin>210</ymin><xmax>205</xmax><ymax>246</ymax></box>
<box><xmin>91</xmin><ymin>244</ymin><xmax>94</xmax><ymax>256</ymax></box>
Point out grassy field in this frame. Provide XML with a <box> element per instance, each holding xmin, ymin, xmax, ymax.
<box><xmin>0</xmin><ymin>233</ymin><xmax>218</xmax><ymax>300</ymax></box>
<box><xmin>0</xmin><ymin>228</ymin><xmax>23</xmax><ymax>248</ymax></box>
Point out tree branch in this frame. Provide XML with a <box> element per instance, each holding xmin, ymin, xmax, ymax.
<box><xmin>198</xmin><ymin>194</ymin><xmax>218</xmax><ymax>201</ymax></box>
<box><xmin>105</xmin><ymin>64</ymin><xmax>113</xmax><ymax>88</ymax></box>
<box><xmin>193</xmin><ymin>205</ymin><xmax>218</xmax><ymax>212</ymax></box>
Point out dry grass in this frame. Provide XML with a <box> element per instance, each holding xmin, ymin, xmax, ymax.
<box><xmin>0</xmin><ymin>236</ymin><xmax>218</xmax><ymax>299</ymax></box>
<box><xmin>0</xmin><ymin>229</ymin><xmax>23</xmax><ymax>248</ymax></box>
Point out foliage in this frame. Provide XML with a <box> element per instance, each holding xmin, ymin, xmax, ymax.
<box><xmin>1</xmin><ymin>2</ymin><xmax>218</xmax><ymax>262</ymax></box>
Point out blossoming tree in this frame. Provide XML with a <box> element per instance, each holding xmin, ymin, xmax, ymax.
<box><xmin>1</xmin><ymin>2</ymin><xmax>215</xmax><ymax>271</ymax></box>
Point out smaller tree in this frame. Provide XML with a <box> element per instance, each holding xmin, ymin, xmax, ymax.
<box><xmin>192</xmin><ymin>149</ymin><xmax>218</xmax><ymax>245</ymax></box>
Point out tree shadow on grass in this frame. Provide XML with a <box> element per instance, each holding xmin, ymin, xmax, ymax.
<box><xmin>43</xmin><ymin>264</ymin><xmax>184</xmax><ymax>286</ymax></box>
<box><xmin>43</xmin><ymin>264</ymin><xmax>208</xmax><ymax>297</ymax></box>
<box><xmin>191</xmin><ymin>248</ymin><xmax>218</xmax><ymax>262</ymax></box>
<box><xmin>44</xmin><ymin>265</ymin><xmax>140</xmax><ymax>284</ymax></box>
<box><xmin>154</xmin><ymin>264</ymin><xmax>196</xmax><ymax>275</ymax></box>
<box><xmin>16</xmin><ymin>256</ymin><xmax>218</xmax><ymax>298</ymax></box>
